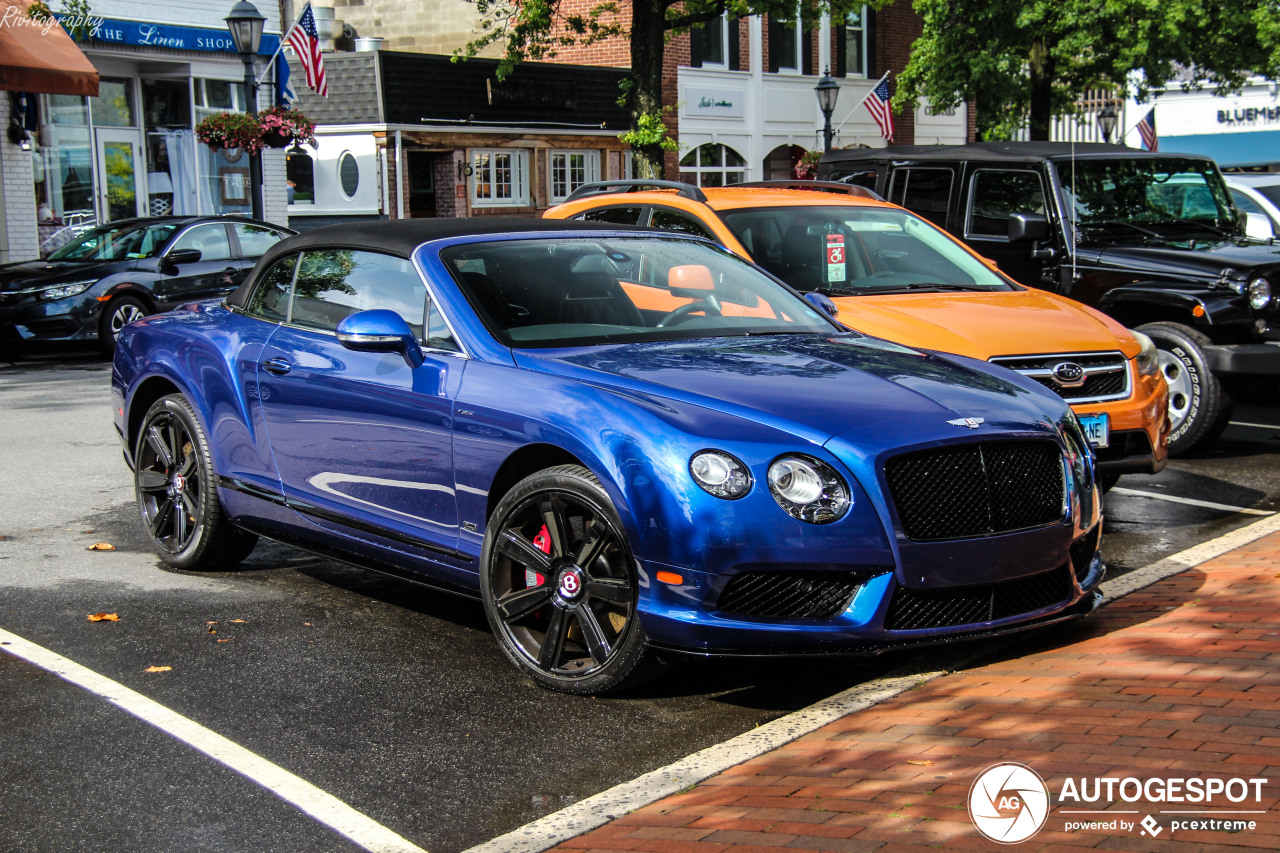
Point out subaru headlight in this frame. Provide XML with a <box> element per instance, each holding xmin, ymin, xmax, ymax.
<box><xmin>35</xmin><ymin>280</ymin><xmax>95</xmax><ymax>300</ymax></box>
<box><xmin>689</xmin><ymin>450</ymin><xmax>752</xmax><ymax>499</ymax></box>
<box><xmin>1248</xmin><ymin>277</ymin><xmax>1272</xmax><ymax>311</ymax></box>
<box><xmin>767</xmin><ymin>455</ymin><xmax>851</xmax><ymax>523</ymax></box>
<box><xmin>1131</xmin><ymin>330</ymin><xmax>1160</xmax><ymax>378</ymax></box>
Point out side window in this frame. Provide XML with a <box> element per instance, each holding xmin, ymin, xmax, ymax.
<box><xmin>290</xmin><ymin>250</ymin><xmax>428</xmax><ymax>337</ymax></box>
<box><xmin>1231</xmin><ymin>189</ymin><xmax>1264</xmax><ymax>215</ymax></box>
<box><xmin>233</xmin><ymin>223</ymin><xmax>286</xmax><ymax>258</ymax></box>
<box><xmin>967</xmin><ymin>170</ymin><xmax>1047</xmax><ymax>238</ymax></box>
<box><xmin>887</xmin><ymin>168</ymin><xmax>953</xmax><ymax>228</ymax></box>
<box><xmin>245</xmin><ymin>254</ymin><xmax>297</xmax><ymax>322</ymax></box>
<box><xmin>170</xmin><ymin>223</ymin><xmax>232</xmax><ymax>261</ymax></box>
<box><xmin>578</xmin><ymin>206</ymin><xmax>643</xmax><ymax>225</ymax></box>
<box><xmin>425</xmin><ymin>297</ymin><xmax>461</xmax><ymax>352</ymax></box>
<box><xmin>649</xmin><ymin>208</ymin><xmax>716</xmax><ymax>240</ymax></box>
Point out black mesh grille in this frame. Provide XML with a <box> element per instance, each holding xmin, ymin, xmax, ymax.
<box><xmin>717</xmin><ymin>570</ymin><xmax>874</xmax><ymax>618</ymax></box>
<box><xmin>884</xmin><ymin>440</ymin><xmax>1065</xmax><ymax>541</ymax></box>
<box><xmin>990</xmin><ymin>352</ymin><xmax>1130</xmax><ymax>403</ymax></box>
<box><xmin>1027</xmin><ymin>370</ymin><xmax>1128</xmax><ymax>400</ymax></box>
<box><xmin>885</xmin><ymin>566</ymin><xmax>1073</xmax><ymax>630</ymax></box>
<box><xmin>1070</xmin><ymin>526</ymin><xmax>1100</xmax><ymax>582</ymax></box>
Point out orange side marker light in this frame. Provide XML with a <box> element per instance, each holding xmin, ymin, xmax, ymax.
<box><xmin>656</xmin><ymin>570</ymin><xmax>683</xmax><ymax>585</ymax></box>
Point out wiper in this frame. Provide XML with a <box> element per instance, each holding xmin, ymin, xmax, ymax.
<box><xmin>1077</xmin><ymin>220</ymin><xmax>1164</xmax><ymax>239</ymax></box>
<box><xmin>871</xmin><ymin>283</ymin><xmax>991</xmax><ymax>293</ymax></box>
<box><xmin>1148</xmin><ymin>218</ymin><xmax>1232</xmax><ymax>238</ymax></box>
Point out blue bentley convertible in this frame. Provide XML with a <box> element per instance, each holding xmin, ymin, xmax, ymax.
<box><xmin>112</xmin><ymin>220</ymin><xmax>1103</xmax><ymax>693</ymax></box>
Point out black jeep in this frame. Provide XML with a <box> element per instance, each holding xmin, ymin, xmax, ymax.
<box><xmin>819</xmin><ymin>141</ymin><xmax>1280</xmax><ymax>455</ymax></box>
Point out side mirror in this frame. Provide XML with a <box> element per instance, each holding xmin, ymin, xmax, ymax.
<box><xmin>1244</xmin><ymin>212</ymin><xmax>1274</xmax><ymax>240</ymax></box>
<box><xmin>803</xmin><ymin>291</ymin><xmax>839</xmax><ymax>318</ymax></box>
<box><xmin>1008</xmin><ymin>212</ymin><xmax>1050</xmax><ymax>243</ymax></box>
<box><xmin>336</xmin><ymin>309</ymin><xmax>425</xmax><ymax>368</ymax></box>
<box><xmin>165</xmin><ymin>248</ymin><xmax>202</xmax><ymax>266</ymax></box>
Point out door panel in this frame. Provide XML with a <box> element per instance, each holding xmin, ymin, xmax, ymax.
<box><xmin>95</xmin><ymin>129</ymin><xmax>144</xmax><ymax>222</ymax></box>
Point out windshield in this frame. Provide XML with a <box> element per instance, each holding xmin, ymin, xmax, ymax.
<box><xmin>440</xmin><ymin>237</ymin><xmax>841</xmax><ymax>348</ymax></box>
<box><xmin>1056</xmin><ymin>158</ymin><xmax>1237</xmax><ymax>237</ymax></box>
<box><xmin>47</xmin><ymin>220</ymin><xmax>180</xmax><ymax>261</ymax></box>
<box><xmin>718</xmin><ymin>205</ymin><xmax>1010</xmax><ymax>293</ymax></box>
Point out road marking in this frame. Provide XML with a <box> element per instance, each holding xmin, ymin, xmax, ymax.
<box><xmin>1110</xmin><ymin>487</ymin><xmax>1274</xmax><ymax>516</ymax></box>
<box><xmin>464</xmin><ymin>511</ymin><xmax>1280</xmax><ymax>853</ymax></box>
<box><xmin>1228</xmin><ymin>420</ymin><xmax>1280</xmax><ymax>431</ymax></box>
<box><xmin>0</xmin><ymin>627</ymin><xmax>427</xmax><ymax>853</ymax></box>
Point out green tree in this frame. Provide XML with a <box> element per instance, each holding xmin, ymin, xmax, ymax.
<box><xmin>894</xmin><ymin>0</ymin><xmax>1276</xmax><ymax>141</ymax></box>
<box><xmin>458</xmin><ymin>0</ymin><xmax>863</xmax><ymax>178</ymax></box>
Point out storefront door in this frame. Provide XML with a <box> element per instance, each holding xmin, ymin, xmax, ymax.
<box><xmin>94</xmin><ymin>129</ymin><xmax>145</xmax><ymax>222</ymax></box>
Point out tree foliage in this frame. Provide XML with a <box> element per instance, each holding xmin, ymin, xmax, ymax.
<box><xmin>893</xmin><ymin>0</ymin><xmax>1278</xmax><ymax>141</ymax></box>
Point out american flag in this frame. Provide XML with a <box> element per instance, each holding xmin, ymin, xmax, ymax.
<box><xmin>865</xmin><ymin>76</ymin><xmax>894</xmax><ymax>142</ymax></box>
<box><xmin>1137</xmin><ymin>107</ymin><xmax>1157</xmax><ymax>152</ymax></box>
<box><xmin>285</xmin><ymin>3</ymin><xmax>327</xmax><ymax>97</ymax></box>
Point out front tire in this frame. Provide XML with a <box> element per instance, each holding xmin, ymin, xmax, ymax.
<box><xmin>99</xmin><ymin>295</ymin><xmax>149</xmax><ymax>355</ymax></box>
<box><xmin>134</xmin><ymin>394</ymin><xmax>257</xmax><ymax>570</ymax></box>
<box><xmin>480</xmin><ymin>465</ymin><xmax>650</xmax><ymax>694</ymax></box>
<box><xmin>1137</xmin><ymin>322</ymin><xmax>1232</xmax><ymax>457</ymax></box>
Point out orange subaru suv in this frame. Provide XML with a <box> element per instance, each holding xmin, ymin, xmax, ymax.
<box><xmin>545</xmin><ymin>180</ymin><xmax>1169</xmax><ymax>488</ymax></box>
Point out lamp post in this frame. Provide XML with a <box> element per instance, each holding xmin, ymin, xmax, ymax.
<box><xmin>1098</xmin><ymin>104</ymin><xmax>1119</xmax><ymax>144</ymax></box>
<box><xmin>226</xmin><ymin>0</ymin><xmax>266</xmax><ymax>220</ymax></box>
<box><xmin>814</xmin><ymin>71</ymin><xmax>840</xmax><ymax>153</ymax></box>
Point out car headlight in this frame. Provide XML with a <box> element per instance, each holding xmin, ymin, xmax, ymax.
<box><xmin>1131</xmin><ymin>330</ymin><xmax>1160</xmax><ymax>378</ymax></box>
<box><xmin>1248</xmin><ymin>277</ymin><xmax>1272</xmax><ymax>310</ymax></box>
<box><xmin>36</xmin><ymin>280</ymin><xmax>95</xmax><ymax>300</ymax></box>
<box><xmin>689</xmin><ymin>450</ymin><xmax>751</xmax><ymax>499</ymax></box>
<box><xmin>767</xmin><ymin>455</ymin><xmax>851</xmax><ymax>523</ymax></box>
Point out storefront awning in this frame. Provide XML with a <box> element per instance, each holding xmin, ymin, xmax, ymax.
<box><xmin>1160</xmin><ymin>131</ymin><xmax>1280</xmax><ymax>169</ymax></box>
<box><xmin>0</xmin><ymin>0</ymin><xmax>98</xmax><ymax>96</ymax></box>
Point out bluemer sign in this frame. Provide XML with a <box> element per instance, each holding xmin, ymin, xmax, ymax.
<box><xmin>56</xmin><ymin>15</ymin><xmax>280</xmax><ymax>55</ymax></box>
<box><xmin>969</xmin><ymin>763</ymin><xmax>1271</xmax><ymax>843</ymax></box>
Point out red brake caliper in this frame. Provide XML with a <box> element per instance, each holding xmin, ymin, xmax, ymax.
<box><xmin>525</xmin><ymin>524</ymin><xmax>550</xmax><ymax>587</ymax></box>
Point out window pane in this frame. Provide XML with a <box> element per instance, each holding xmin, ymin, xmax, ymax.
<box><xmin>890</xmin><ymin>168</ymin><xmax>953</xmax><ymax>228</ymax></box>
<box><xmin>1232</xmin><ymin>190</ymin><xmax>1264</xmax><ymax>215</ymax></box>
<box><xmin>247</xmin><ymin>255</ymin><xmax>297</xmax><ymax>322</ymax></box>
<box><xmin>91</xmin><ymin>79</ymin><xmax>135</xmax><ymax>127</ymax></box>
<box><xmin>969</xmin><ymin>171</ymin><xmax>1046</xmax><ymax>237</ymax></box>
<box><xmin>844</xmin><ymin>8</ymin><xmax>866</xmax><ymax>77</ymax></box>
<box><xmin>650</xmin><ymin>208</ymin><xmax>715</xmax><ymax>239</ymax></box>
<box><xmin>776</xmin><ymin>21</ymin><xmax>798</xmax><ymax>70</ymax></box>
<box><xmin>234</xmin><ymin>223</ymin><xmax>286</xmax><ymax>257</ymax></box>
<box><xmin>700</xmin><ymin>17</ymin><xmax>725</xmax><ymax>65</ymax></box>
<box><xmin>291</xmin><ymin>250</ymin><xmax>427</xmax><ymax>337</ymax></box>
<box><xmin>425</xmin><ymin>299</ymin><xmax>461</xmax><ymax>352</ymax></box>
<box><xmin>581</xmin><ymin>207</ymin><xmax>643</xmax><ymax>225</ymax></box>
<box><xmin>171</xmin><ymin>224</ymin><xmax>232</xmax><ymax>261</ymax></box>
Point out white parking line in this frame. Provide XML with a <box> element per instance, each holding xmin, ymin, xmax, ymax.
<box><xmin>1110</xmin><ymin>487</ymin><xmax>1275</xmax><ymax>516</ymax></box>
<box><xmin>0</xmin><ymin>627</ymin><xmax>427</xmax><ymax>853</ymax></box>
<box><xmin>1229</xmin><ymin>420</ymin><xmax>1280</xmax><ymax>431</ymax></box>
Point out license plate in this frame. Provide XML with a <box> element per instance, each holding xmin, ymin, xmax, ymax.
<box><xmin>1078</xmin><ymin>413</ymin><xmax>1109</xmax><ymax>448</ymax></box>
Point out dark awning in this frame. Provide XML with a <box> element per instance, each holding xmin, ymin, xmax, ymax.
<box><xmin>0</xmin><ymin>0</ymin><xmax>98</xmax><ymax>96</ymax></box>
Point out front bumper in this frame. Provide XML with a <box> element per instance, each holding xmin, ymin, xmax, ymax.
<box><xmin>1071</xmin><ymin>370</ymin><xmax>1168</xmax><ymax>476</ymax></box>
<box><xmin>1204</xmin><ymin>341</ymin><xmax>1280</xmax><ymax>376</ymax></box>
<box><xmin>0</xmin><ymin>295</ymin><xmax>100</xmax><ymax>342</ymax></box>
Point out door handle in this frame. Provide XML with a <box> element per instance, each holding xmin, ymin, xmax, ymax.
<box><xmin>262</xmin><ymin>357</ymin><xmax>292</xmax><ymax>376</ymax></box>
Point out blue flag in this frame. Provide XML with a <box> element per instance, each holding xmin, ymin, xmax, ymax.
<box><xmin>275</xmin><ymin>51</ymin><xmax>298</xmax><ymax>108</ymax></box>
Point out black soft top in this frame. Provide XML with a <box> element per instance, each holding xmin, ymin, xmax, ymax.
<box><xmin>226</xmin><ymin>217</ymin><xmax>631</xmax><ymax>309</ymax></box>
<box><xmin>821</xmin><ymin>141</ymin><xmax>1211</xmax><ymax>165</ymax></box>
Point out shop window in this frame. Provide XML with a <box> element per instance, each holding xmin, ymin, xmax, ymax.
<box><xmin>679</xmin><ymin>143</ymin><xmax>746</xmax><ymax>187</ymax></box>
<box><xmin>141</xmin><ymin>80</ymin><xmax>191</xmax><ymax>217</ymax></box>
<box><xmin>91</xmin><ymin>78</ymin><xmax>136</xmax><ymax>127</ymax></box>
<box><xmin>472</xmin><ymin>149</ymin><xmax>530</xmax><ymax>207</ymax></box>
<box><xmin>194</xmin><ymin>78</ymin><xmax>247</xmax><ymax>122</ymax></box>
<box><xmin>38</xmin><ymin>94</ymin><xmax>94</xmax><ymax>234</ymax></box>
<box><xmin>842</xmin><ymin>7</ymin><xmax>868</xmax><ymax>78</ymax></box>
<box><xmin>287</xmin><ymin>150</ymin><xmax>315</xmax><ymax>204</ymax></box>
<box><xmin>550</xmin><ymin>150</ymin><xmax>601</xmax><ymax>203</ymax></box>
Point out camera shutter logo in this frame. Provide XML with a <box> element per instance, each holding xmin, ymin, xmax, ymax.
<box><xmin>968</xmin><ymin>762</ymin><xmax>1050</xmax><ymax>844</ymax></box>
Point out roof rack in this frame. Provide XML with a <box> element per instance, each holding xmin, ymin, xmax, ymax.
<box><xmin>564</xmin><ymin>180</ymin><xmax>708</xmax><ymax>204</ymax></box>
<box><xmin>733</xmin><ymin>180</ymin><xmax>884</xmax><ymax>201</ymax></box>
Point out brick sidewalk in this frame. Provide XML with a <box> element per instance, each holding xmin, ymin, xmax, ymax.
<box><xmin>552</xmin><ymin>533</ymin><xmax>1280</xmax><ymax>852</ymax></box>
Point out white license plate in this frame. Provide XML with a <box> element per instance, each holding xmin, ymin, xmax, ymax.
<box><xmin>1078</xmin><ymin>413</ymin><xmax>1109</xmax><ymax>448</ymax></box>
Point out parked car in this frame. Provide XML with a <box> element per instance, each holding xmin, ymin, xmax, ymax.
<box><xmin>818</xmin><ymin>142</ymin><xmax>1280</xmax><ymax>455</ymax></box>
<box><xmin>112</xmin><ymin>219</ymin><xmax>1103</xmax><ymax>694</ymax></box>
<box><xmin>0</xmin><ymin>215</ymin><xmax>294</xmax><ymax>354</ymax></box>
<box><xmin>545</xmin><ymin>180</ymin><xmax>1167</xmax><ymax>489</ymax></box>
<box><xmin>1223</xmin><ymin>174</ymin><xmax>1280</xmax><ymax>239</ymax></box>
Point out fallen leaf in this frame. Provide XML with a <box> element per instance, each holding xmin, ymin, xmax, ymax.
<box><xmin>907</xmin><ymin>760</ymin><xmax>934</xmax><ymax>766</ymax></box>
<box><xmin>230</xmin><ymin>619</ymin><xmax>246</xmax><ymax>624</ymax></box>
<box><xmin>87</xmin><ymin>543</ymin><xmax>116</xmax><ymax>551</ymax></box>
<box><xmin>304</xmin><ymin>622</ymin><xmax>312</xmax><ymax>627</ymax></box>
<box><xmin>144</xmin><ymin>665</ymin><xmax>171</xmax><ymax>673</ymax></box>
<box><xmin>87</xmin><ymin>613</ymin><xmax>119</xmax><ymax>622</ymax></box>
<box><xmin>217</xmin><ymin>638</ymin><xmax>233</xmax><ymax>643</ymax></box>
<box><xmin>82</xmin><ymin>530</ymin><xmax>95</xmax><ymax>534</ymax></box>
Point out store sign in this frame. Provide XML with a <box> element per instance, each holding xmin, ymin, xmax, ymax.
<box><xmin>57</xmin><ymin>15</ymin><xmax>280</xmax><ymax>55</ymax></box>
<box><xmin>1217</xmin><ymin>106</ymin><xmax>1280</xmax><ymax>126</ymax></box>
<box><xmin>686</xmin><ymin>88</ymin><xmax>743</xmax><ymax>118</ymax></box>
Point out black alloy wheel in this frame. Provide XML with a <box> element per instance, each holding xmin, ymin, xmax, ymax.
<box><xmin>99</xmin><ymin>295</ymin><xmax>149</xmax><ymax>355</ymax></box>
<box><xmin>481</xmin><ymin>465</ymin><xmax>650</xmax><ymax>694</ymax></box>
<box><xmin>135</xmin><ymin>394</ymin><xmax>256</xmax><ymax>570</ymax></box>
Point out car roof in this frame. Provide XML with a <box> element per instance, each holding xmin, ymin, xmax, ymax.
<box><xmin>1224</xmin><ymin>173</ymin><xmax>1280</xmax><ymax>188</ymax></box>
<box><xmin>820</xmin><ymin>141</ymin><xmax>1214</xmax><ymax>165</ymax></box>
<box><xmin>700</xmin><ymin>186</ymin><xmax>891</xmax><ymax>210</ymax></box>
<box><xmin>97</xmin><ymin>215</ymin><xmax>286</xmax><ymax>229</ymax></box>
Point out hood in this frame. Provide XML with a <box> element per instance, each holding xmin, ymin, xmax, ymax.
<box><xmin>1093</xmin><ymin>240</ymin><xmax>1280</xmax><ymax>280</ymax></box>
<box><xmin>0</xmin><ymin>259</ymin><xmax>121</xmax><ymax>292</ymax></box>
<box><xmin>829</xmin><ymin>289</ymin><xmax>1132</xmax><ymax>360</ymax></box>
<box><xmin>535</xmin><ymin>334</ymin><xmax>1063</xmax><ymax>446</ymax></box>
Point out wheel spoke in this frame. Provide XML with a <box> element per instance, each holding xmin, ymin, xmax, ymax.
<box><xmin>145</xmin><ymin>425</ymin><xmax>174</xmax><ymax>469</ymax></box>
<box><xmin>497</xmin><ymin>530</ymin><xmax>553</xmax><ymax>573</ymax></box>
<box><xmin>496</xmin><ymin>584</ymin><xmax>553</xmax><ymax>623</ymax></box>
<box><xmin>537</xmin><ymin>495</ymin><xmax>569</xmax><ymax>558</ymax></box>
<box><xmin>574</xmin><ymin>518</ymin><xmax>610</xmax><ymax>570</ymax></box>
<box><xmin>575</xmin><ymin>606</ymin><xmax>613</xmax><ymax>666</ymax></box>
<box><xmin>537</xmin><ymin>606</ymin><xmax>569</xmax><ymax>670</ymax></box>
<box><xmin>178</xmin><ymin>491</ymin><xmax>200</xmax><ymax>526</ymax></box>
<box><xmin>173</xmin><ymin>500</ymin><xmax>189</xmax><ymax>544</ymax></box>
<box><xmin>150</xmin><ymin>496</ymin><xmax>174</xmax><ymax>538</ymax></box>
<box><xmin>178</xmin><ymin>452</ymin><xmax>197</xmax><ymax>478</ymax></box>
<box><xmin>586</xmin><ymin>577</ymin><xmax>631</xmax><ymax>605</ymax></box>
<box><xmin>137</xmin><ymin>470</ymin><xmax>168</xmax><ymax>492</ymax></box>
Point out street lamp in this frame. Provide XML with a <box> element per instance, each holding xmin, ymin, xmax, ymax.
<box><xmin>814</xmin><ymin>71</ymin><xmax>840</xmax><ymax>153</ymax></box>
<box><xmin>226</xmin><ymin>0</ymin><xmax>266</xmax><ymax>220</ymax></box>
<box><xmin>1097</xmin><ymin>104</ymin><xmax>1119</xmax><ymax>144</ymax></box>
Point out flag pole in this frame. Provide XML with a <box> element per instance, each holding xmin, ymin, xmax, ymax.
<box><xmin>832</xmin><ymin>70</ymin><xmax>890</xmax><ymax>134</ymax></box>
<box><xmin>255</xmin><ymin>1</ymin><xmax>308</xmax><ymax>88</ymax></box>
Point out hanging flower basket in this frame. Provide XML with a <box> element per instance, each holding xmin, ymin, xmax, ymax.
<box><xmin>257</xmin><ymin>106</ymin><xmax>317</xmax><ymax>148</ymax></box>
<box><xmin>195</xmin><ymin>112</ymin><xmax>264</xmax><ymax>155</ymax></box>
<box><xmin>794</xmin><ymin>149</ymin><xmax>823</xmax><ymax>180</ymax></box>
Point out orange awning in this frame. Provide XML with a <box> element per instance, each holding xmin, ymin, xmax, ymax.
<box><xmin>0</xmin><ymin>0</ymin><xmax>98</xmax><ymax>96</ymax></box>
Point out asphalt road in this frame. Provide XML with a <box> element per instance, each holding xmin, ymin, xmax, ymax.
<box><xmin>2</xmin><ymin>349</ymin><xmax>1278</xmax><ymax>853</ymax></box>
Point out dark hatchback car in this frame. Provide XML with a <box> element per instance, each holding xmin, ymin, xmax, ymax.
<box><xmin>0</xmin><ymin>215</ymin><xmax>293</xmax><ymax>354</ymax></box>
